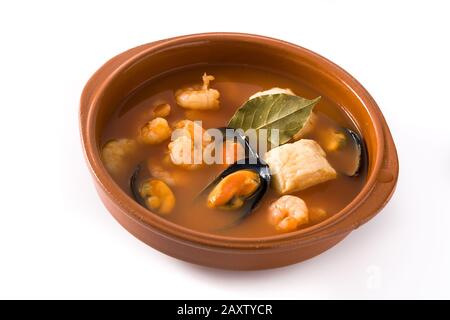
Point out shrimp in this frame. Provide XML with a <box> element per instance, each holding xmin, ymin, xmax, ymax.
<box><xmin>175</xmin><ymin>73</ymin><xmax>220</xmax><ymax>110</ymax></box>
<box><xmin>222</xmin><ymin>141</ymin><xmax>245</xmax><ymax>165</ymax></box>
<box><xmin>172</xmin><ymin>120</ymin><xmax>211</xmax><ymax>145</ymax></box>
<box><xmin>139</xmin><ymin>117</ymin><xmax>172</xmax><ymax>145</ymax></box>
<box><xmin>203</xmin><ymin>141</ymin><xmax>245</xmax><ymax>166</ymax></box>
<box><xmin>146</xmin><ymin>160</ymin><xmax>189</xmax><ymax>187</ymax></box>
<box><xmin>168</xmin><ymin>136</ymin><xmax>203</xmax><ymax>170</ymax></box>
<box><xmin>139</xmin><ymin>179</ymin><xmax>175</xmax><ymax>215</ymax></box>
<box><xmin>147</xmin><ymin>163</ymin><xmax>177</xmax><ymax>186</ymax></box>
<box><xmin>269</xmin><ymin>195</ymin><xmax>309</xmax><ymax>232</ymax></box>
<box><xmin>152</xmin><ymin>103</ymin><xmax>171</xmax><ymax>118</ymax></box>
<box><xmin>101</xmin><ymin>138</ymin><xmax>137</xmax><ymax>176</ymax></box>
<box><xmin>168</xmin><ymin>120</ymin><xmax>211</xmax><ymax>169</ymax></box>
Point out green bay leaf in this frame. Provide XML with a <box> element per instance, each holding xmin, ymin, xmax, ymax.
<box><xmin>228</xmin><ymin>93</ymin><xmax>321</xmax><ymax>145</ymax></box>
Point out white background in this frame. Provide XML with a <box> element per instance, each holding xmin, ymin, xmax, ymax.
<box><xmin>0</xmin><ymin>0</ymin><xmax>449</xmax><ymax>299</ymax></box>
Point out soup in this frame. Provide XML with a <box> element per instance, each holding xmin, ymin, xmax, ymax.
<box><xmin>101</xmin><ymin>64</ymin><xmax>366</xmax><ymax>238</ymax></box>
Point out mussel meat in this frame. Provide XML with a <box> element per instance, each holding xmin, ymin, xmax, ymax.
<box><xmin>324</xmin><ymin>127</ymin><xmax>366</xmax><ymax>177</ymax></box>
<box><xmin>207</xmin><ymin>170</ymin><xmax>261</xmax><ymax>210</ymax></box>
<box><xmin>130</xmin><ymin>163</ymin><xmax>175</xmax><ymax>215</ymax></box>
<box><xmin>198</xmin><ymin>128</ymin><xmax>271</xmax><ymax>224</ymax></box>
<box><xmin>342</xmin><ymin>128</ymin><xmax>366</xmax><ymax>177</ymax></box>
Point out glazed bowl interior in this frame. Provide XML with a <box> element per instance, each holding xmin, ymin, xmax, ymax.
<box><xmin>87</xmin><ymin>35</ymin><xmax>383</xmax><ymax>245</ymax></box>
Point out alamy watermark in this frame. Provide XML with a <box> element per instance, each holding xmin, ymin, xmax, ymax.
<box><xmin>170</xmin><ymin>121</ymin><xmax>279</xmax><ymax>166</ymax></box>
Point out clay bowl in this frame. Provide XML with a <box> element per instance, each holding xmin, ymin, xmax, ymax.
<box><xmin>80</xmin><ymin>33</ymin><xmax>398</xmax><ymax>270</ymax></box>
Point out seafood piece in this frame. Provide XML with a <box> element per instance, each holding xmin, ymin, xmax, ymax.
<box><xmin>324</xmin><ymin>128</ymin><xmax>365</xmax><ymax>176</ymax></box>
<box><xmin>322</xmin><ymin>128</ymin><xmax>347</xmax><ymax>152</ymax></box>
<box><xmin>172</xmin><ymin>120</ymin><xmax>211</xmax><ymax>144</ymax></box>
<box><xmin>221</xmin><ymin>142</ymin><xmax>245</xmax><ymax>165</ymax></box>
<box><xmin>146</xmin><ymin>161</ymin><xmax>188</xmax><ymax>187</ymax></box>
<box><xmin>203</xmin><ymin>141</ymin><xmax>245</xmax><ymax>165</ymax></box>
<box><xmin>168</xmin><ymin>120</ymin><xmax>211</xmax><ymax>169</ymax></box>
<box><xmin>168</xmin><ymin>136</ymin><xmax>203</xmax><ymax>170</ymax></box>
<box><xmin>198</xmin><ymin>129</ymin><xmax>271</xmax><ymax>227</ymax></box>
<box><xmin>138</xmin><ymin>179</ymin><xmax>175</xmax><ymax>215</ymax></box>
<box><xmin>101</xmin><ymin>138</ymin><xmax>137</xmax><ymax>176</ymax></box>
<box><xmin>269</xmin><ymin>195</ymin><xmax>309</xmax><ymax>232</ymax></box>
<box><xmin>341</xmin><ymin>128</ymin><xmax>364</xmax><ymax>176</ymax></box>
<box><xmin>139</xmin><ymin>117</ymin><xmax>172</xmax><ymax>145</ymax></box>
<box><xmin>264</xmin><ymin>139</ymin><xmax>337</xmax><ymax>194</ymax></box>
<box><xmin>175</xmin><ymin>73</ymin><xmax>220</xmax><ymax>110</ymax></box>
<box><xmin>207</xmin><ymin>170</ymin><xmax>260</xmax><ymax>210</ymax></box>
<box><xmin>152</xmin><ymin>103</ymin><xmax>171</xmax><ymax>118</ymax></box>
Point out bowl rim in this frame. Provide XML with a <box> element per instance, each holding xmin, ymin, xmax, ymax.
<box><xmin>80</xmin><ymin>32</ymin><xmax>385</xmax><ymax>249</ymax></box>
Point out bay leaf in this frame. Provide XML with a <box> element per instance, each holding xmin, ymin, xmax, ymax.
<box><xmin>228</xmin><ymin>93</ymin><xmax>321</xmax><ymax>145</ymax></box>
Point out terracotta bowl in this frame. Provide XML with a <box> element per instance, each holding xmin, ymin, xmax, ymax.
<box><xmin>80</xmin><ymin>33</ymin><xmax>398</xmax><ymax>270</ymax></box>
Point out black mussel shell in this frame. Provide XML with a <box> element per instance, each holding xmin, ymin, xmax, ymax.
<box><xmin>199</xmin><ymin>160</ymin><xmax>271</xmax><ymax>229</ymax></box>
<box><xmin>130</xmin><ymin>163</ymin><xmax>147</xmax><ymax>208</ymax></box>
<box><xmin>342</xmin><ymin>128</ymin><xmax>367</xmax><ymax>177</ymax></box>
<box><xmin>197</xmin><ymin>128</ymin><xmax>271</xmax><ymax>227</ymax></box>
<box><xmin>201</xmin><ymin>159</ymin><xmax>270</xmax><ymax>206</ymax></box>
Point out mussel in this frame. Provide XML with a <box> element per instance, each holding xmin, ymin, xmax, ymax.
<box><xmin>197</xmin><ymin>128</ymin><xmax>271</xmax><ymax>225</ymax></box>
<box><xmin>207</xmin><ymin>170</ymin><xmax>261</xmax><ymax>210</ymax></box>
<box><xmin>130</xmin><ymin>163</ymin><xmax>176</xmax><ymax>215</ymax></box>
<box><xmin>130</xmin><ymin>163</ymin><xmax>147</xmax><ymax>208</ymax></box>
<box><xmin>326</xmin><ymin>127</ymin><xmax>367</xmax><ymax>177</ymax></box>
<box><xmin>344</xmin><ymin>128</ymin><xmax>367</xmax><ymax>177</ymax></box>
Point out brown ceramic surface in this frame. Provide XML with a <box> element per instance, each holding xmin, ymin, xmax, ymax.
<box><xmin>80</xmin><ymin>33</ymin><xmax>399</xmax><ymax>270</ymax></box>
